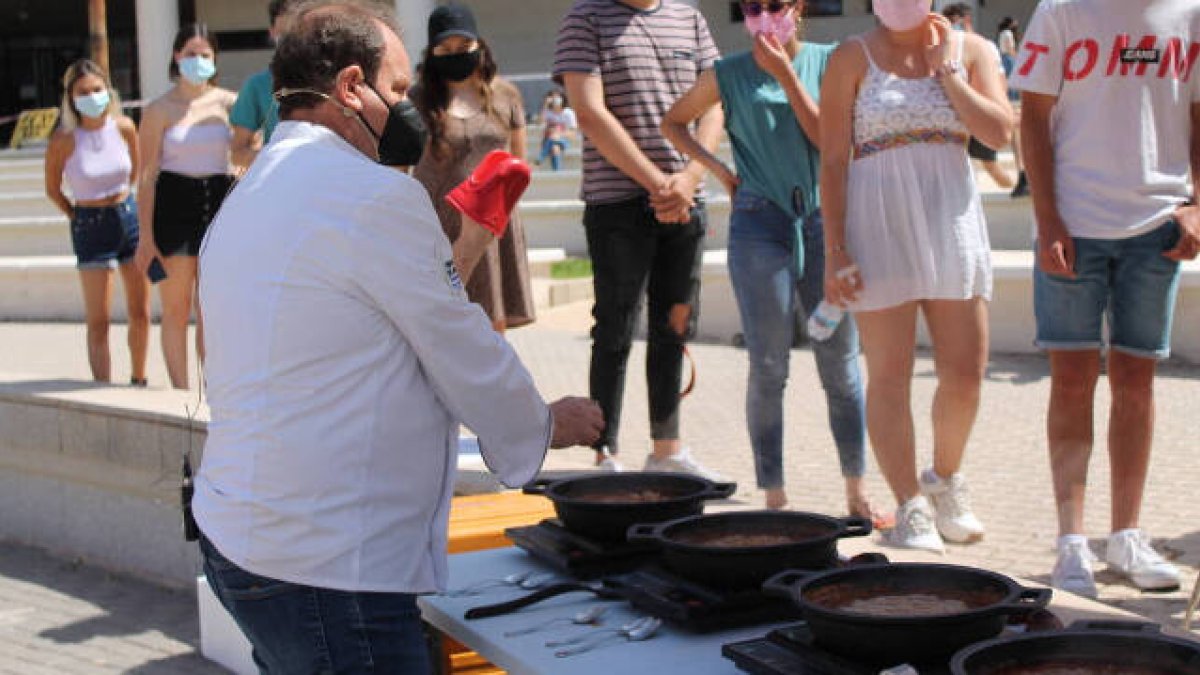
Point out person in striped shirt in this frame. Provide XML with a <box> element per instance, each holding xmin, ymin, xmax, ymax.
<box><xmin>553</xmin><ymin>0</ymin><xmax>724</xmax><ymax>477</ymax></box>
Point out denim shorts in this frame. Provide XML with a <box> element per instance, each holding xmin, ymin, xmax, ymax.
<box><xmin>70</xmin><ymin>195</ymin><xmax>139</xmax><ymax>270</ymax></box>
<box><xmin>1034</xmin><ymin>219</ymin><xmax>1182</xmax><ymax>359</ymax></box>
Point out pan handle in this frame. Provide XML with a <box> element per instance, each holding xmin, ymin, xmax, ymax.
<box><xmin>463</xmin><ymin>582</ymin><xmax>623</xmax><ymax>620</ymax></box>
<box><xmin>625</xmin><ymin>522</ymin><xmax>662</xmax><ymax>544</ymax></box>
<box><xmin>522</xmin><ymin>478</ymin><xmax>554</xmax><ymax>496</ymax></box>
<box><xmin>836</xmin><ymin>515</ymin><xmax>873</xmax><ymax>538</ymax></box>
<box><xmin>993</xmin><ymin>587</ymin><xmax>1052</xmax><ymax>615</ymax></box>
<box><xmin>1068</xmin><ymin>619</ymin><xmax>1163</xmax><ymax>634</ymax></box>
<box><xmin>762</xmin><ymin>569</ymin><xmax>814</xmax><ymax>599</ymax></box>
<box><xmin>700</xmin><ymin>481</ymin><xmax>738</xmax><ymax>500</ymax></box>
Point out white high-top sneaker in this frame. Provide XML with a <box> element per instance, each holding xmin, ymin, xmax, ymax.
<box><xmin>884</xmin><ymin>495</ymin><xmax>945</xmax><ymax>554</ymax></box>
<box><xmin>919</xmin><ymin>469</ymin><xmax>985</xmax><ymax>543</ymax></box>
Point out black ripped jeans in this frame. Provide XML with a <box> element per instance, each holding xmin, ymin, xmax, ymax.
<box><xmin>584</xmin><ymin>196</ymin><xmax>706</xmax><ymax>454</ymax></box>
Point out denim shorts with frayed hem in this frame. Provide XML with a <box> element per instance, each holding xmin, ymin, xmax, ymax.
<box><xmin>1033</xmin><ymin>219</ymin><xmax>1182</xmax><ymax>360</ymax></box>
<box><xmin>71</xmin><ymin>195</ymin><xmax>139</xmax><ymax>270</ymax></box>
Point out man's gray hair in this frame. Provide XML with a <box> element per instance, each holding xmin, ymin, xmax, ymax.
<box><xmin>271</xmin><ymin>0</ymin><xmax>402</xmax><ymax>117</ymax></box>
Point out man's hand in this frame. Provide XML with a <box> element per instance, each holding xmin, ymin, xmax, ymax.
<box><xmin>650</xmin><ymin>172</ymin><xmax>698</xmax><ymax>224</ymax></box>
<box><xmin>549</xmin><ymin>397</ymin><xmax>605</xmax><ymax>449</ymax></box>
<box><xmin>1037</xmin><ymin>216</ymin><xmax>1076</xmax><ymax>278</ymax></box>
<box><xmin>1165</xmin><ymin>203</ymin><xmax>1200</xmax><ymax>261</ymax></box>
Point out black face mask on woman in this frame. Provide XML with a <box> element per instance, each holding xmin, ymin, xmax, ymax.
<box><xmin>359</xmin><ymin>83</ymin><xmax>427</xmax><ymax>166</ymax></box>
<box><xmin>427</xmin><ymin>50</ymin><xmax>481</xmax><ymax>82</ymax></box>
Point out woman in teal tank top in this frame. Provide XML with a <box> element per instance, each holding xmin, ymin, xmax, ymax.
<box><xmin>663</xmin><ymin>0</ymin><xmax>885</xmax><ymax>523</ymax></box>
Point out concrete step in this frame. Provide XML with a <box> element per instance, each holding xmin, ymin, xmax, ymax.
<box><xmin>0</xmin><ymin>191</ymin><xmax>1031</xmax><ymax>260</ymax></box>
<box><xmin>0</xmin><ymin>171</ymin><xmax>44</xmax><ymax>192</ymax></box>
<box><xmin>0</xmin><ymin>249</ymin><xmax>567</xmax><ymax>322</ymax></box>
<box><xmin>695</xmin><ymin>249</ymin><xmax>1200</xmax><ymax>363</ymax></box>
<box><xmin>0</xmin><ymin>214</ymin><xmax>72</xmax><ymax>256</ymax></box>
<box><xmin>0</xmin><ymin>191</ymin><xmax>62</xmax><ymax>218</ymax></box>
<box><xmin>524</xmin><ymin>143</ymin><xmax>735</xmax><ymax>172</ymax></box>
<box><xmin>0</xmin><ymin>255</ymin><xmax>164</xmax><ymax>322</ymax></box>
<box><xmin>0</xmin><ymin>156</ymin><xmax>44</xmax><ymax>178</ymax></box>
<box><xmin>518</xmin><ymin>195</ymin><xmax>733</xmax><ymax>256</ymax></box>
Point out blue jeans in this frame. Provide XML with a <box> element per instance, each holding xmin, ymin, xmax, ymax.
<box><xmin>1034</xmin><ymin>219</ymin><xmax>1182</xmax><ymax>360</ymax></box>
<box><xmin>200</xmin><ymin>534</ymin><xmax>434</xmax><ymax>674</ymax></box>
<box><xmin>537</xmin><ymin>137</ymin><xmax>567</xmax><ymax>171</ymax></box>
<box><xmin>727</xmin><ymin>190</ymin><xmax>867</xmax><ymax>489</ymax></box>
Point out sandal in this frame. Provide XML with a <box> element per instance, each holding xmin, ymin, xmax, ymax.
<box><xmin>848</xmin><ymin>495</ymin><xmax>895</xmax><ymax>530</ymax></box>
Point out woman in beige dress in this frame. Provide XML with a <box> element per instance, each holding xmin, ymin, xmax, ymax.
<box><xmin>413</xmin><ymin>3</ymin><xmax>534</xmax><ymax>333</ymax></box>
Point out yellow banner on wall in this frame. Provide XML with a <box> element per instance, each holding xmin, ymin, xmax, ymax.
<box><xmin>9</xmin><ymin>108</ymin><xmax>60</xmax><ymax>149</ymax></box>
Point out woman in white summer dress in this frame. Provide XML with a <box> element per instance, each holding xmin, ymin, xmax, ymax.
<box><xmin>818</xmin><ymin>1</ymin><xmax>1013</xmax><ymax>554</ymax></box>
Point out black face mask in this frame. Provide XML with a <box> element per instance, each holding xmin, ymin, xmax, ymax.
<box><xmin>427</xmin><ymin>50</ymin><xmax>481</xmax><ymax>82</ymax></box>
<box><xmin>360</xmin><ymin>84</ymin><xmax>427</xmax><ymax>166</ymax></box>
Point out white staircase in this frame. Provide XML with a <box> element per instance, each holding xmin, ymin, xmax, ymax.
<box><xmin>5</xmin><ymin>142</ymin><xmax>1193</xmax><ymax>362</ymax></box>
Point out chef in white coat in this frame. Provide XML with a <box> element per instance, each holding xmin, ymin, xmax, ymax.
<box><xmin>192</xmin><ymin>3</ymin><xmax>603</xmax><ymax>672</ymax></box>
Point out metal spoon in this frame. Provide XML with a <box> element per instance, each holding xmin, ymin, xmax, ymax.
<box><xmin>445</xmin><ymin>570</ymin><xmax>533</xmax><ymax>597</ymax></box>
<box><xmin>554</xmin><ymin>617</ymin><xmax>662</xmax><ymax>657</ymax></box>
<box><xmin>503</xmin><ymin>605</ymin><xmax>608</xmax><ymax>637</ymax></box>
<box><xmin>545</xmin><ymin>616</ymin><xmax>656</xmax><ymax>648</ymax></box>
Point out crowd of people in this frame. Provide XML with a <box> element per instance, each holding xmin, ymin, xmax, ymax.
<box><xmin>41</xmin><ymin>0</ymin><xmax>1199</xmax><ymax>671</ymax></box>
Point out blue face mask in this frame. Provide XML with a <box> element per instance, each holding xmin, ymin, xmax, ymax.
<box><xmin>178</xmin><ymin>55</ymin><xmax>217</xmax><ymax>84</ymax></box>
<box><xmin>74</xmin><ymin>90</ymin><xmax>111</xmax><ymax>119</ymax></box>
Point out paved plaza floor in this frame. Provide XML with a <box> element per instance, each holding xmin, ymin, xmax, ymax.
<box><xmin>0</xmin><ymin>304</ymin><xmax>1197</xmax><ymax>672</ymax></box>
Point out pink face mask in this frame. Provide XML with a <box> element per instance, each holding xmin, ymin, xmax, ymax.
<box><xmin>873</xmin><ymin>0</ymin><xmax>930</xmax><ymax>33</ymax></box>
<box><xmin>744</xmin><ymin>5</ymin><xmax>797</xmax><ymax>44</ymax></box>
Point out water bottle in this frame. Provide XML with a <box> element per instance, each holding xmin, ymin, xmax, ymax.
<box><xmin>806</xmin><ymin>300</ymin><xmax>844</xmax><ymax>342</ymax></box>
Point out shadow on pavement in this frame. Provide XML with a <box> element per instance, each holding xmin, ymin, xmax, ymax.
<box><xmin>0</xmin><ymin>541</ymin><xmax>216</xmax><ymax>664</ymax></box>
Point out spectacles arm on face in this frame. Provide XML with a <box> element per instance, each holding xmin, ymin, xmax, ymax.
<box><xmin>741</xmin><ymin>1</ymin><xmax>795</xmax><ymax>18</ymax></box>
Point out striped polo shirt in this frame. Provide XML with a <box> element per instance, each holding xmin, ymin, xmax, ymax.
<box><xmin>553</xmin><ymin>0</ymin><xmax>719</xmax><ymax>205</ymax></box>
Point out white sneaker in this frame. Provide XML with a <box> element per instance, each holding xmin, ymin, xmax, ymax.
<box><xmin>595</xmin><ymin>449</ymin><xmax>624</xmax><ymax>472</ymax></box>
<box><xmin>1105</xmin><ymin>529</ymin><xmax>1181</xmax><ymax>591</ymax></box>
<box><xmin>1052</xmin><ymin>535</ymin><xmax>1099</xmax><ymax>599</ymax></box>
<box><xmin>885</xmin><ymin>496</ymin><xmax>945</xmax><ymax>554</ymax></box>
<box><xmin>920</xmin><ymin>469</ymin><xmax>985</xmax><ymax>543</ymax></box>
<box><xmin>643</xmin><ymin>447</ymin><xmax>725</xmax><ymax>482</ymax></box>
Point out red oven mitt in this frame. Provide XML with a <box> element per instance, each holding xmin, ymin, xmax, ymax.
<box><xmin>445</xmin><ymin>150</ymin><xmax>532</xmax><ymax>238</ymax></box>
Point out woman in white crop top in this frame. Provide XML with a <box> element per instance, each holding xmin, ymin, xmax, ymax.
<box><xmin>44</xmin><ymin>59</ymin><xmax>150</xmax><ymax>387</ymax></box>
<box><xmin>135</xmin><ymin>23</ymin><xmax>236</xmax><ymax>390</ymax></box>
<box><xmin>818</xmin><ymin>1</ymin><xmax>1013</xmax><ymax>553</ymax></box>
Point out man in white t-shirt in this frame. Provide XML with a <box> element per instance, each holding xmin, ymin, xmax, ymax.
<box><xmin>1011</xmin><ymin>0</ymin><xmax>1200</xmax><ymax>599</ymax></box>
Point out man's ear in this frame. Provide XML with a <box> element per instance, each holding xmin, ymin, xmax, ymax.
<box><xmin>332</xmin><ymin>64</ymin><xmax>367</xmax><ymax>114</ymax></box>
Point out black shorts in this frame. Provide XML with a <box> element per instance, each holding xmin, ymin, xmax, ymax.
<box><xmin>153</xmin><ymin>171</ymin><xmax>234</xmax><ymax>257</ymax></box>
<box><xmin>967</xmin><ymin>136</ymin><xmax>998</xmax><ymax>162</ymax></box>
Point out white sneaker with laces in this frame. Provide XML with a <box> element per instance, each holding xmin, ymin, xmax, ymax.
<box><xmin>1052</xmin><ymin>535</ymin><xmax>1099</xmax><ymax>599</ymax></box>
<box><xmin>643</xmin><ymin>447</ymin><xmax>725</xmax><ymax>482</ymax></box>
<box><xmin>919</xmin><ymin>469</ymin><xmax>985</xmax><ymax>543</ymax></box>
<box><xmin>885</xmin><ymin>496</ymin><xmax>945</xmax><ymax>554</ymax></box>
<box><xmin>1105</xmin><ymin>529</ymin><xmax>1180</xmax><ymax>591</ymax></box>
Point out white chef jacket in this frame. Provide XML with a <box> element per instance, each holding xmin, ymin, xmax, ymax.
<box><xmin>193</xmin><ymin>121</ymin><xmax>552</xmax><ymax>593</ymax></box>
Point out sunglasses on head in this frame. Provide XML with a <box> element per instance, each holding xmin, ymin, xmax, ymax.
<box><xmin>741</xmin><ymin>1</ymin><xmax>793</xmax><ymax>17</ymax></box>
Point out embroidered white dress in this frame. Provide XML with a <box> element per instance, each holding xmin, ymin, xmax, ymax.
<box><xmin>844</xmin><ymin>37</ymin><xmax>992</xmax><ymax>312</ymax></box>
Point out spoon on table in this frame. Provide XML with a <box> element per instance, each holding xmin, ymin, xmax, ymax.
<box><xmin>553</xmin><ymin>617</ymin><xmax>662</xmax><ymax>657</ymax></box>
<box><xmin>503</xmin><ymin>605</ymin><xmax>608</xmax><ymax>637</ymax></box>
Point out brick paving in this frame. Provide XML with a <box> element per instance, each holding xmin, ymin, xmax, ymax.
<box><xmin>0</xmin><ymin>309</ymin><xmax>1197</xmax><ymax>671</ymax></box>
